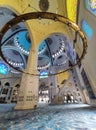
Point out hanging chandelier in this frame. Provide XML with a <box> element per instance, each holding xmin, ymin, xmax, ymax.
<box><xmin>0</xmin><ymin>12</ymin><xmax>87</xmax><ymax>76</ymax></box>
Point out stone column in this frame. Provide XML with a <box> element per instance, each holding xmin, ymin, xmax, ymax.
<box><xmin>6</xmin><ymin>87</ymin><xmax>11</xmax><ymax>102</ymax></box>
<box><xmin>15</xmin><ymin>49</ymin><xmax>39</xmax><ymax>110</ymax></box>
<box><xmin>49</xmin><ymin>74</ymin><xmax>59</xmax><ymax>103</ymax></box>
<box><xmin>51</xmin><ymin>75</ymin><xmax>58</xmax><ymax>98</ymax></box>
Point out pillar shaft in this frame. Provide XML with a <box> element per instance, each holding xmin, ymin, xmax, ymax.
<box><xmin>15</xmin><ymin>49</ymin><xmax>39</xmax><ymax>110</ymax></box>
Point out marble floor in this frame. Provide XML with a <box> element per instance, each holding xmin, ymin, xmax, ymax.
<box><xmin>0</xmin><ymin>103</ymin><xmax>96</xmax><ymax>130</ymax></box>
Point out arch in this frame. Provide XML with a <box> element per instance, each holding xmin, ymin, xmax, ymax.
<box><xmin>15</xmin><ymin>84</ymin><xmax>20</xmax><ymax>88</ymax></box>
<box><xmin>4</xmin><ymin>82</ymin><xmax>10</xmax><ymax>86</ymax></box>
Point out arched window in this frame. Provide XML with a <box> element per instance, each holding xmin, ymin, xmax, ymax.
<box><xmin>5</xmin><ymin>82</ymin><xmax>10</xmax><ymax>86</ymax></box>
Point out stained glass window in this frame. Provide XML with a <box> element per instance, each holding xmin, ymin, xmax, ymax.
<box><xmin>81</xmin><ymin>20</ymin><xmax>93</xmax><ymax>39</ymax></box>
<box><xmin>66</xmin><ymin>0</ymin><xmax>78</xmax><ymax>22</ymax></box>
<box><xmin>40</xmin><ymin>70</ymin><xmax>48</xmax><ymax>78</ymax></box>
<box><xmin>85</xmin><ymin>0</ymin><xmax>96</xmax><ymax>16</ymax></box>
<box><xmin>0</xmin><ymin>63</ymin><xmax>8</xmax><ymax>75</ymax></box>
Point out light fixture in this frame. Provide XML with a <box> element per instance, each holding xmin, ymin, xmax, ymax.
<box><xmin>0</xmin><ymin>12</ymin><xmax>87</xmax><ymax>76</ymax></box>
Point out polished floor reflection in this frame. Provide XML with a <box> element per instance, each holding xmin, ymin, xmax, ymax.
<box><xmin>0</xmin><ymin>103</ymin><xmax>96</xmax><ymax>130</ymax></box>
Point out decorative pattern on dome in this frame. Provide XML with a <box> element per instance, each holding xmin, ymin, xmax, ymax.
<box><xmin>2</xmin><ymin>47</ymin><xmax>26</xmax><ymax>69</ymax></box>
<box><xmin>38</xmin><ymin>55</ymin><xmax>50</xmax><ymax>70</ymax></box>
<box><xmin>38</xmin><ymin>41</ymin><xmax>47</xmax><ymax>55</ymax></box>
<box><xmin>39</xmin><ymin>0</ymin><xmax>49</xmax><ymax>12</ymax></box>
<box><xmin>53</xmin><ymin>54</ymin><xmax>68</xmax><ymax>66</ymax></box>
<box><xmin>14</xmin><ymin>31</ymin><xmax>31</xmax><ymax>55</ymax></box>
<box><xmin>46</xmin><ymin>35</ymin><xmax>65</xmax><ymax>58</ymax></box>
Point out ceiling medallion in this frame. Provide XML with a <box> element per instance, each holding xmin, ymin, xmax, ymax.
<box><xmin>39</xmin><ymin>0</ymin><xmax>49</xmax><ymax>12</ymax></box>
<box><xmin>0</xmin><ymin>12</ymin><xmax>87</xmax><ymax>76</ymax></box>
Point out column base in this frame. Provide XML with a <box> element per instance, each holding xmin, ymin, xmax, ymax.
<box><xmin>14</xmin><ymin>104</ymin><xmax>38</xmax><ymax>110</ymax></box>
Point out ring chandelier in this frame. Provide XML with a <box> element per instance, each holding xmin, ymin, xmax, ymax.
<box><xmin>0</xmin><ymin>12</ymin><xmax>87</xmax><ymax>76</ymax></box>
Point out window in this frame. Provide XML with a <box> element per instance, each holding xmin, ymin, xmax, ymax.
<box><xmin>85</xmin><ymin>0</ymin><xmax>96</xmax><ymax>16</ymax></box>
<box><xmin>66</xmin><ymin>0</ymin><xmax>78</xmax><ymax>22</ymax></box>
<box><xmin>0</xmin><ymin>63</ymin><xmax>8</xmax><ymax>75</ymax></box>
<box><xmin>81</xmin><ymin>20</ymin><xmax>93</xmax><ymax>39</ymax></box>
<box><xmin>39</xmin><ymin>70</ymin><xmax>48</xmax><ymax>79</ymax></box>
